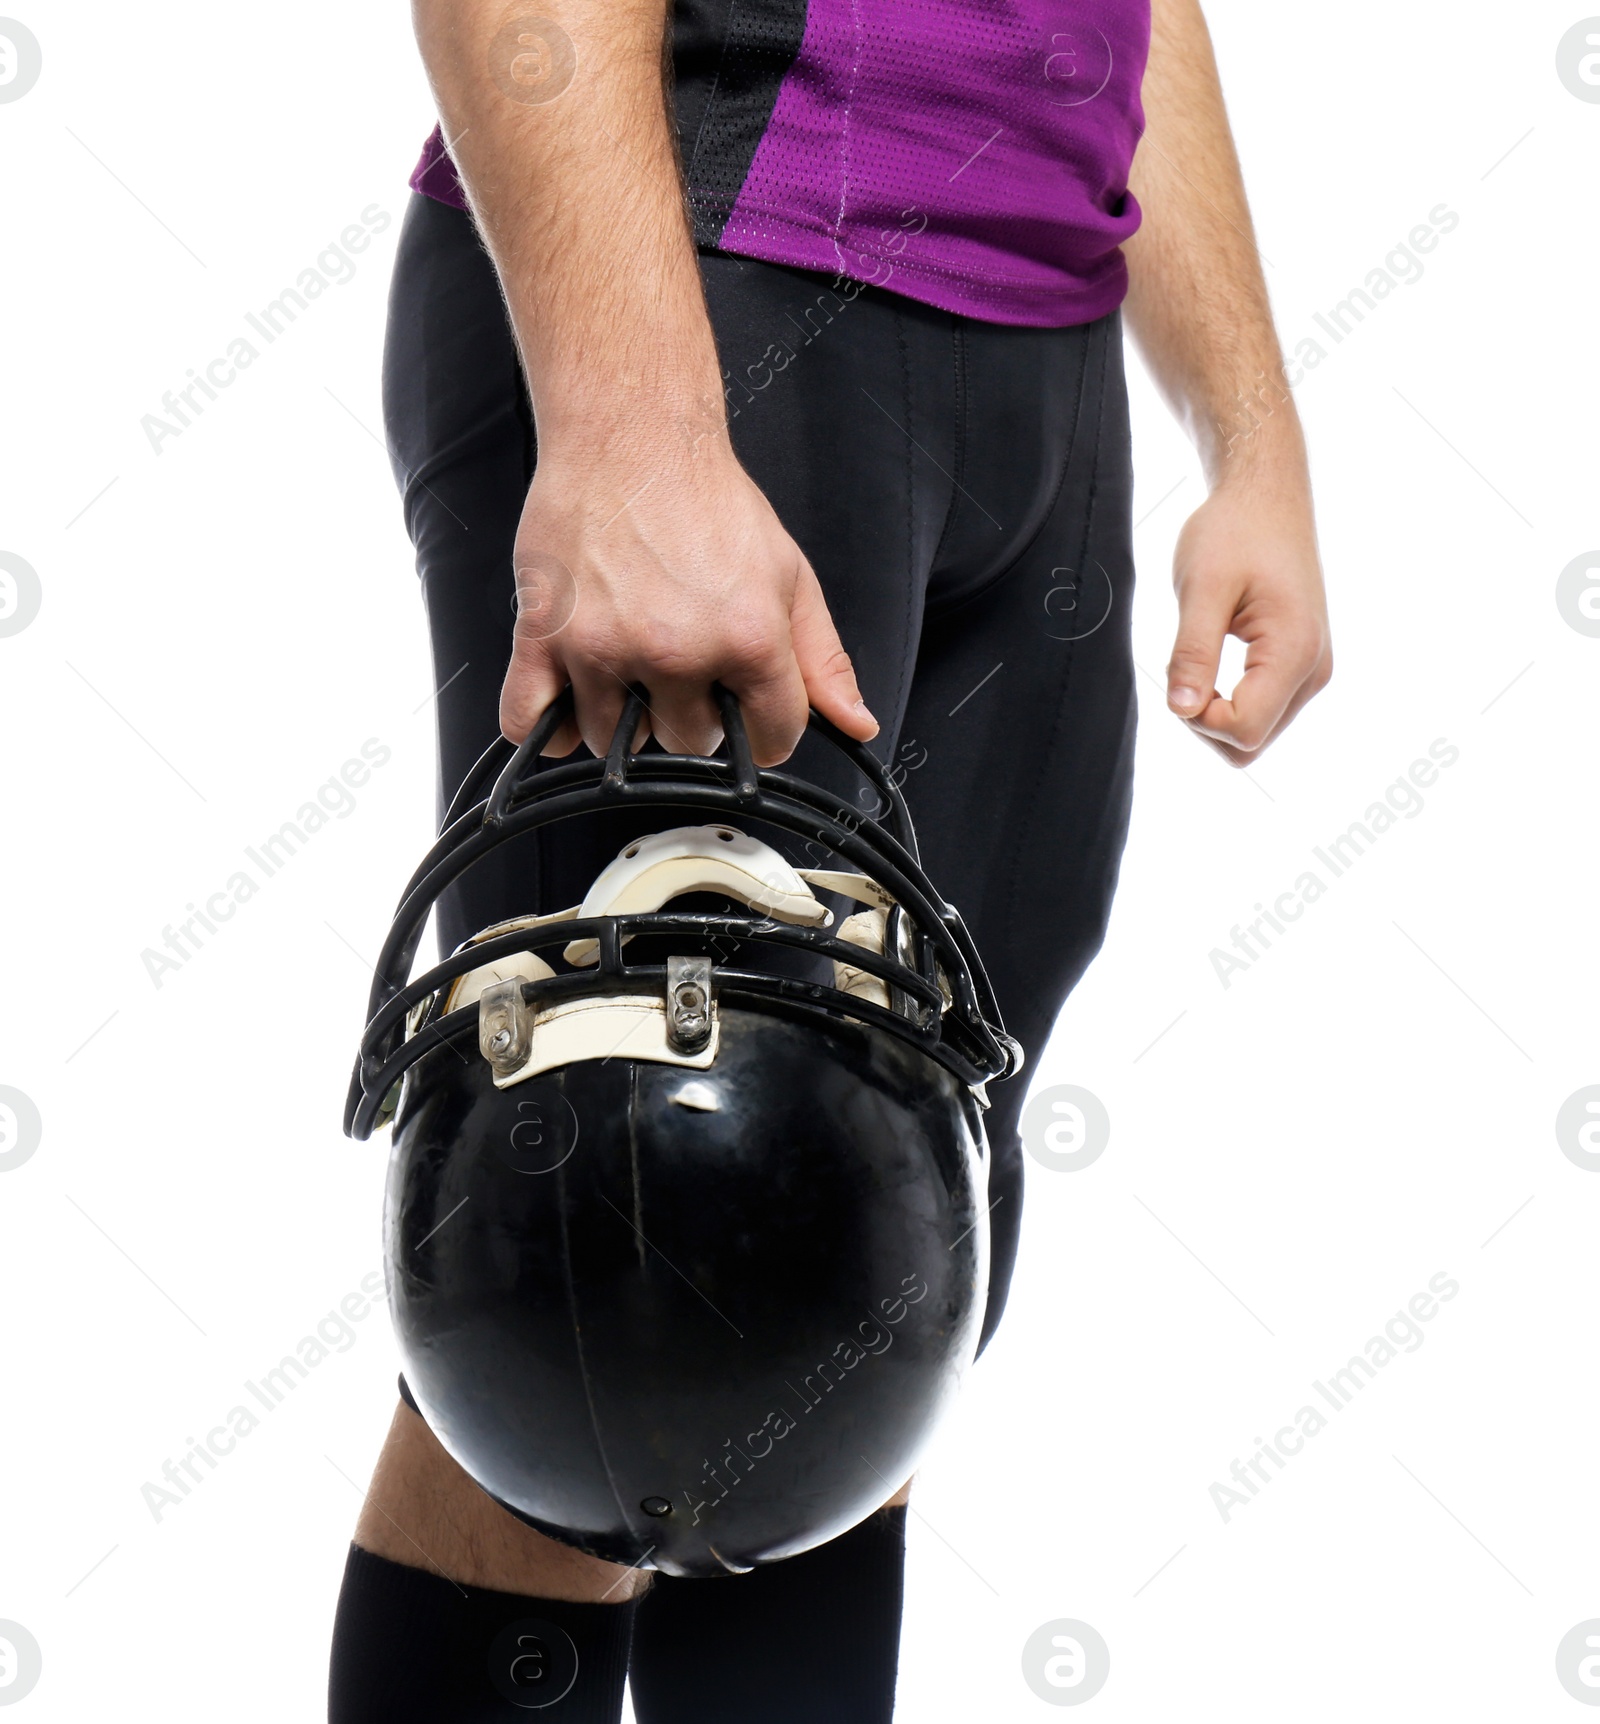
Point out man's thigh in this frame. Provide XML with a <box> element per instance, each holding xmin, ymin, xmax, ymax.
<box><xmin>901</xmin><ymin>313</ymin><xmax>1139</xmax><ymax>1345</ymax></box>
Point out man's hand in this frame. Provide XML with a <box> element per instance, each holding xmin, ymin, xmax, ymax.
<box><xmin>1165</xmin><ymin>466</ymin><xmax>1331</xmax><ymax>765</ymax></box>
<box><xmin>500</xmin><ymin>434</ymin><xmax>875</xmax><ymax>765</ymax></box>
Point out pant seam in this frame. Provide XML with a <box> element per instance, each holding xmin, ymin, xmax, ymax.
<box><xmin>998</xmin><ymin>319</ymin><xmax>1109</xmax><ymax>937</ymax></box>
<box><xmin>922</xmin><ymin>314</ymin><xmax>1098</xmax><ymax>622</ymax></box>
<box><xmin>929</xmin><ymin>317</ymin><xmax>967</xmax><ymax>572</ymax></box>
<box><xmin>888</xmin><ymin>303</ymin><xmax>917</xmax><ymax>755</ymax></box>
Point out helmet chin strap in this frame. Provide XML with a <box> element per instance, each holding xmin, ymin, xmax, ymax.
<box><xmin>477</xmin><ymin>980</ymin><xmax>723</xmax><ymax>1089</ymax></box>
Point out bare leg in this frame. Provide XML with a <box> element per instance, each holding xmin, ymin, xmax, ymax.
<box><xmin>352</xmin><ymin>1400</ymin><xmax>653</xmax><ymax>1601</ymax></box>
<box><xmin>354</xmin><ymin>1400</ymin><xmax>911</xmax><ymax>1595</ymax></box>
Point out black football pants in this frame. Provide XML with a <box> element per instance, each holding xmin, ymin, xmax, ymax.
<box><xmin>383</xmin><ymin>191</ymin><xmax>1137</xmax><ymax>1365</ymax></box>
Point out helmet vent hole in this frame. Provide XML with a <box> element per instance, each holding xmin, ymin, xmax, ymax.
<box><xmin>714</xmin><ymin>828</ymin><xmax>736</xmax><ymax>841</ymax></box>
<box><xmin>641</xmin><ymin>1496</ymin><xmax>673</xmax><ymax>1517</ymax></box>
<box><xmin>623</xmin><ymin>843</ymin><xmax>641</xmax><ymax>858</ymax></box>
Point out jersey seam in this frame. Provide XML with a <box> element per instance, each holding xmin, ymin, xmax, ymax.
<box><xmin>829</xmin><ymin>0</ymin><xmax>866</xmax><ymax>274</ymax></box>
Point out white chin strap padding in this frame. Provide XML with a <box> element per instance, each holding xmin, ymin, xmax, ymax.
<box><xmin>564</xmin><ymin>825</ymin><xmax>830</xmax><ymax>965</ymax></box>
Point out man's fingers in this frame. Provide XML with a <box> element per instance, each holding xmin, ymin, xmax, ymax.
<box><xmin>1185</xmin><ymin>623</ymin><xmax>1328</xmax><ymax>755</ymax></box>
<box><xmin>566</xmin><ymin>661</ymin><xmax>640</xmax><ymax>759</ymax></box>
<box><xmin>499</xmin><ymin>633</ymin><xmax>576</xmax><ymax>752</ymax></box>
<box><xmin>508</xmin><ymin>557</ymin><xmax>864</xmax><ymax>767</ymax></box>
<box><xmin>724</xmin><ymin>653</ymin><xmax>812</xmax><ymax>767</ymax></box>
<box><xmin>790</xmin><ymin>561</ymin><xmax>878</xmax><ymax>741</ymax></box>
<box><xmin>1166</xmin><ymin>577</ymin><xmax>1235</xmax><ymax>718</ymax></box>
<box><xmin>1185</xmin><ymin>660</ymin><xmax>1296</xmax><ymax>753</ymax></box>
<box><xmin>1191</xmin><ymin>668</ymin><xmax>1325</xmax><ymax>766</ymax></box>
<box><xmin>645</xmin><ymin>677</ymin><xmax>724</xmax><ymax>758</ymax></box>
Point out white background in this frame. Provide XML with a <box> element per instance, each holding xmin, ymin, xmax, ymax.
<box><xmin>1</xmin><ymin>0</ymin><xmax>1596</xmax><ymax>1717</ymax></box>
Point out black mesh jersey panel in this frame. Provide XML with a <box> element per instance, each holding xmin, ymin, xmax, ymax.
<box><xmin>671</xmin><ymin>0</ymin><xmax>811</xmax><ymax>248</ymax></box>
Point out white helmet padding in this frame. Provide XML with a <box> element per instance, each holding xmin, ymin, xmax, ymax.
<box><xmin>436</xmin><ymin>830</ymin><xmax>909</xmax><ymax>1085</ymax></box>
<box><xmin>443</xmin><ymin>907</ymin><xmax>574</xmax><ymax>1016</ymax></box>
<box><xmin>832</xmin><ymin>907</ymin><xmax>892</xmax><ymax>1007</ymax></box>
<box><xmin>563</xmin><ymin>825</ymin><xmax>831</xmax><ymax>965</ymax></box>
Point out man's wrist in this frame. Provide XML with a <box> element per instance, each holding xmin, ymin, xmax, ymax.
<box><xmin>532</xmin><ymin>379</ymin><xmax>731</xmax><ymax>467</ymax></box>
<box><xmin>517</xmin><ymin>316</ymin><xmax>728</xmax><ymax>456</ymax></box>
<box><xmin>1200</xmin><ymin>379</ymin><xmax>1309</xmax><ymax>495</ymax></box>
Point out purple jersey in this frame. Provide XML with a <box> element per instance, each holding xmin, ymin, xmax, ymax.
<box><xmin>411</xmin><ymin>1</ymin><xmax>1149</xmax><ymax>327</ymax></box>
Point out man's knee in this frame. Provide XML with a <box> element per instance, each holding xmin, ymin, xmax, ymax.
<box><xmin>353</xmin><ymin>1400</ymin><xmax>652</xmax><ymax>1602</ymax></box>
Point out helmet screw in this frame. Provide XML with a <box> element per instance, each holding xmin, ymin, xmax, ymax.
<box><xmin>665</xmin><ymin>955</ymin><xmax>714</xmax><ymax>1054</ymax></box>
<box><xmin>478</xmin><ymin>979</ymin><xmax>534</xmax><ymax>1076</ymax></box>
<box><xmin>640</xmin><ymin>1496</ymin><xmax>673</xmax><ymax>1517</ymax></box>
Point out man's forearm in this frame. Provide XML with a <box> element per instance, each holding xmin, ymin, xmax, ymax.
<box><xmin>411</xmin><ymin>0</ymin><xmax>874</xmax><ymax>764</ymax></box>
<box><xmin>412</xmin><ymin>0</ymin><xmax>722</xmax><ymax>455</ymax></box>
<box><xmin>1123</xmin><ymin>0</ymin><xmax>1302</xmax><ymax>488</ymax></box>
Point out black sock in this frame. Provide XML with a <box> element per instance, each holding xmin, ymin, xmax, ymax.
<box><xmin>328</xmin><ymin>1543</ymin><xmax>635</xmax><ymax>1723</ymax></box>
<box><xmin>627</xmin><ymin>1506</ymin><xmax>908</xmax><ymax>1724</ymax></box>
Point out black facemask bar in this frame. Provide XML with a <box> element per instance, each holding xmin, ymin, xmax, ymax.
<box><xmin>343</xmin><ymin>687</ymin><xmax>1020</xmax><ymax>1140</ymax></box>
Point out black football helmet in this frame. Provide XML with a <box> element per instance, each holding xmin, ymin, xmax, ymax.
<box><xmin>344</xmin><ymin>687</ymin><xmax>1020</xmax><ymax>1578</ymax></box>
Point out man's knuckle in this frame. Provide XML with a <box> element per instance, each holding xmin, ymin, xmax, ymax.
<box><xmin>814</xmin><ymin>643</ymin><xmax>856</xmax><ymax>681</ymax></box>
<box><xmin>722</xmin><ymin>631</ymin><xmax>786</xmax><ymax>680</ymax></box>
